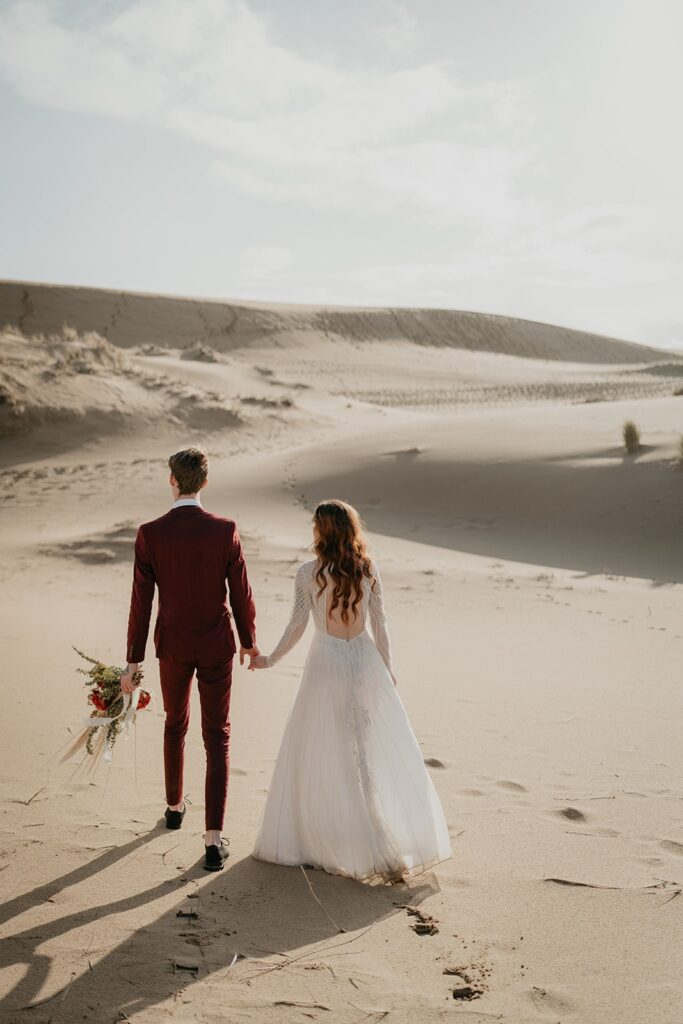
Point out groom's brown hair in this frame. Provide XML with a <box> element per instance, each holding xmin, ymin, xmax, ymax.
<box><xmin>168</xmin><ymin>446</ymin><xmax>209</xmax><ymax>495</ymax></box>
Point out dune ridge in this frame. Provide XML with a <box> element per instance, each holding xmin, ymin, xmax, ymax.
<box><xmin>0</xmin><ymin>278</ymin><xmax>674</xmax><ymax>362</ymax></box>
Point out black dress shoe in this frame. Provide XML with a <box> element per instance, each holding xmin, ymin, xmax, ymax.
<box><xmin>165</xmin><ymin>806</ymin><xmax>186</xmax><ymax>830</ymax></box>
<box><xmin>204</xmin><ymin>840</ymin><xmax>230</xmax><ymax>871</ymax></box>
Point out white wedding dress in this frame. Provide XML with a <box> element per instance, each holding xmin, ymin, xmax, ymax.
<box><xmin>252</xmin><ymin>560</ymin><xmax>452</xmax><ymax>883</ymax></box>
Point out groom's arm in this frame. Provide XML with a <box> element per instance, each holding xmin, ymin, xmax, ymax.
<box><xmin>126</xmin><ymin>526</ymin><xmax>156</xmax><ymax>665</ymax></box>
<box><xmin>226</xmin><ymin>523</ymin><xmax>256</xmax><ymax>653</ymax></box>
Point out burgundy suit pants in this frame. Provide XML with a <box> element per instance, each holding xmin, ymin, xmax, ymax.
<box><xmin>159</xmin><ymin>657</ymin><xmax>233</xmax><ymax>831</ymax></box>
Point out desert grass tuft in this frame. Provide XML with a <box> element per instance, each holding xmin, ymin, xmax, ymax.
<box><xmin>622</xmin><ymin>420</ymin><xmax>640</xmax><ymax>454</ymax></box>
<box><xmin>676</xmin><ymin>434</ymin><xmax>683</xmax><ymax>468</ymax></box>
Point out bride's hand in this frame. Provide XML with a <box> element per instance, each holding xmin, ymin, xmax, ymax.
<box><xmin>248</xmin><ymin>654</ymin><xmax>270</xmax><ymax>670</ymax></box>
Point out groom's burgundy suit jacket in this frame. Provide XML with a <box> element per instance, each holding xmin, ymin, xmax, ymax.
<box><xmin>126</xmin><ymin>505</ymin><xmax>256</xmax><ymax>665</ymax></box>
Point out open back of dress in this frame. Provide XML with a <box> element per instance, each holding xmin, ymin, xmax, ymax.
<box><xmin>263</xmin><ymin>559</ymin><xmax>393</xmax><ymax>672</ymax></box>
<box><xmin>323</xmin><ymin>567</ymin><xmax>368</xmax><ymax>641</ymax></box>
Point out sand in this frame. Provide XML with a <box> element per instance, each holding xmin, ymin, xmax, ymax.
<box><xmin>1</xmin><ymin>281</ymin><xmax>682</xmax><ymax>1024</ymax></box>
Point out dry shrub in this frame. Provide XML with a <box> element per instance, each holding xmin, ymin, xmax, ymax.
<box><xmin>623</xmin><ymin>420</ymin><xmax>640</xmax><ymax>454</ymax></box>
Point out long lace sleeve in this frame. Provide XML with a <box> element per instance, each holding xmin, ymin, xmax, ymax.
<box><xmin>368</xmin><ymin>563</ymin><xmax>393</xmax><ymax>674</ymax></box>
<box><xmin>265</xmin><ymin>564</ymin><xmax>312</xmax><ymax>666</ymax></box>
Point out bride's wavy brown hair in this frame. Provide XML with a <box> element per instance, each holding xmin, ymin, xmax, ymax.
<box><xmin>313</xmin><ymin>499</ymin><xmax>376</xmax><ymax>624</ymax></box>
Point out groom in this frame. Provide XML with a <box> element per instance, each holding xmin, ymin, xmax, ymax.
<box><xmin>121</xmin><ymin>446</ymin><xmax>258</xmax><ymax>871</ymax></box>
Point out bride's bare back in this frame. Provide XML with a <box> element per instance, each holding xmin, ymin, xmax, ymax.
<box><xmin>259</xmin><ymin>559</ymin><xmax>392</xmax><ymax>673</ymax></box>
<box><xmin>323</xmin><ymin>567</ymin><xmax>367</xmax><ymax>640</ymax></box>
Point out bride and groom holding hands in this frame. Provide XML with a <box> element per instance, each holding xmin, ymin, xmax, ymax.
<box><xmin>121</xmin><ymin>446</ymin><xmax>451</xmax><ymax>878</ymax></box>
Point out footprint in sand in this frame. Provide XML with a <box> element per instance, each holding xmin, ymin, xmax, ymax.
<box><xmin>495</xmin><ymin>780</ymin><xmax>527</xmax><ymax>793</ymax></box>
<box><xmin>451</xmin><ymin>982</ymin><xmax>483</xmax><ymax>1001</ymax></box>
<box><xmin>638</xmin><ymin>854</ymin><xmax>664</xmax><ymax>867</ymax></box>
<box><xmin>384</xmin><ymin>447</ymin><xmax>424</xmax><ymax>460</ymax></box>
<box><xmin>399</xmin><ymin>905</ymin><xmax>439</xmax><ymax>935</ymax></box>
<box><xmin>556</xmin><ymin>806</ymin><xmax>587</xmax><ymax>822</ymax></box>
<box><xmin>529</xmin><ymin>986</ymin><xmax>575</xmax><ymax>1013</ymax></box>
<box><xmin>443</xmin><ymin>960</ymin><xmax>492</xmax><ymax>1002</ymax></box>
<box><xmin>424</xmin><ymin>757</ymin><xmax>445</xmax><ymax>769</ymax></box>
<box><xmin>44</xmin><ymin>522</ymin><xmax>138</xmax><ymax>565</ymax></box>
<box><xmin>660</xmin><ymin>839</ymin><xmax>683</xmax><ymax>856</ymax></box>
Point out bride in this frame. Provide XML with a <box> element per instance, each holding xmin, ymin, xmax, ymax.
<box><xmin>248</xmin><ymin>499</ymin><xmax>452</xmax><ymax>883</ymax></box>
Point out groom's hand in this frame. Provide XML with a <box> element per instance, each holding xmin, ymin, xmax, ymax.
<box><xmin>240</xmin><ymin>644</ymin><xmax>260</xmax><ymax>666</ymax></box>
<box><xmin>121</xmin><ymin>664</ymin><xmax>140</xmax><ymax>693</ymax></box>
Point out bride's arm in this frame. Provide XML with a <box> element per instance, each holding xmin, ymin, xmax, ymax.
<box><xmin>368</xmin><ymin>564</ymin><xmax>396</xmax><ymax>683</ymax></box>
<box><xmin>250</xmin><ymin>564</ymin><xmax>311</xmax><ymax>668</ymax></box>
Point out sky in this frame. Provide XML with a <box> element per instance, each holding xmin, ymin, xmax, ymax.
<box><xmin>1</xmin><ymin>0</ymin><xmax>682</xmax><ymax>347</ymax></box>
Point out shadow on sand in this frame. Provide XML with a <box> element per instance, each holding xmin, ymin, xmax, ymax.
<box><xmin>1</xmin><ymin>820</ymin><xmax>437</xmax><ymax>1022</ymax></box>
<box><xmin>300</xmin><ymin>451</ymin><xmax>683</xmax><ymax>583</ymax></box>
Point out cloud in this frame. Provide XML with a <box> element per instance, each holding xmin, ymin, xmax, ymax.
<box><xmin>213</xmin><ymin>139</ymin><xmax>534</xmax><ymax>239</ymax></box>
<box><xmin>372</xmin><ymin>2</ymin><xmax>421</xmax><ymax>56</ymax></box>
<box><xmin>242</xmin><ymin>245</ymin><xmax>293</xmax><ymax>279</ymax></box>
<box><xmin>3</xmin><ymin>1</ymin><xmax>679</xmax><ymax>346</ymax></box>
<box><xmin>0</xmin><ymin>0</ymin><xmax>536</xmax><ymax>230</ymax></box>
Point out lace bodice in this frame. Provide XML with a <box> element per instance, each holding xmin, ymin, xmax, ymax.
<box><xmin>265</xmin><ymin>560</ymin><xmax>392</xmax><ymax>671</ymax></box>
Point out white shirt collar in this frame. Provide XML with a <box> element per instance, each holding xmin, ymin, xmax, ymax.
<box><xmin>173</xmin><ymin>497</ymin><xmax>202</xmax><ymax>508</ymax></box>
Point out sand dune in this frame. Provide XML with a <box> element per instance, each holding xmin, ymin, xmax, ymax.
<box><xmin>1</xmin><ymin>281</ymin><xmax>682</xmax><ymax>1024</ymax></box>
<box><xmin>2</xmin><ymin>281</ymin><xmax>683</xmax><ymax>459</ymax></box>
<box><xmin>0</xmin><ymin>278</ymin><xmax>674</xmax><ymax>361</ymax></box>
<box><xmin>0</xmin><ymin>325</ymin><xmax>316</xmax><ymax>463</ymax></box>
<box><xmin>291</xmin><ymin>397</ymin><xmax>683</xmax><ymax>582</ymax></box>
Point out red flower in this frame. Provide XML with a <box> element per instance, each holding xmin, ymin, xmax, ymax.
<box><xmin>89</xmin><ymin>690</ymin><xmax>109</xmax><ymax>712</ymax></box>
<box><xmin>137</xmin><ymin>689</ymin><xmax>151</xmax><ymax>710</ymax></box>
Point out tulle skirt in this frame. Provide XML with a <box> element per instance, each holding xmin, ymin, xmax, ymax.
<box><xmin>252</xmin><ymin>630</ymin><xmax>452</xmax><ymax>883</ymax></box>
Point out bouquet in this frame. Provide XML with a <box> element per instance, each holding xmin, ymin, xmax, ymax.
<box><xmin>61</xmin><ymin>647</ymin><xmax>152</xmax><ymax>770</ymax></box>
